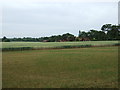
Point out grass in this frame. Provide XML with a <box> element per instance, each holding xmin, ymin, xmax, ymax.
<box><xmin>2</xmin><ymin>46</ymin><xmax>118</xmax><ymax>88</ymax></box>
<box><xmin>2</xmin><ymin>41</ymin><xmax>119</xmax><ymax>48</ymax></box>
<box><xmin>1</xmin><ymin>41</ymin><xmax>119</xmax><ymax>51</ymax></box>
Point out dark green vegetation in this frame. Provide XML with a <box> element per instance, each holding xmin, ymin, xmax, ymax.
<box><xmin>1</xmin><ymin>24</ymin><xmax>120</xmax><ymax>42</ymax></box>
<box><xmin>3</xmin><ymin>47</ymin><xmax>118</xmax><ymax>88</ymax></box>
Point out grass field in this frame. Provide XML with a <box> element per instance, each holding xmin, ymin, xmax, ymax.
<box><xmin>2</xmin><ymin>41</ymin><xmax>119</xmax><ymax>48</ymax></box>
<box><xmin>2</xmin><ymin>46</ymin><xmax>118</xmax><ymax>88</ymax></box>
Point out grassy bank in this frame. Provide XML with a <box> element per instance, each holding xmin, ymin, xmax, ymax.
<box><xmin>2</xmin><ymin>46</ymin><xmax>118</xmax><ymax>88</ymax></box>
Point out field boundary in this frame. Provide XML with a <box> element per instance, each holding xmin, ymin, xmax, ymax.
<box><xmin>1</xmin><ymin>43</ymin><xmax>120</xmax><ymax>51</ymax></box>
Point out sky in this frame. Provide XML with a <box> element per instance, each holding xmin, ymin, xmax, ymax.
<box><xmin>1</xmin><ymin>0</ymin><xmax>119</xmax><ymax>38</ymax></box>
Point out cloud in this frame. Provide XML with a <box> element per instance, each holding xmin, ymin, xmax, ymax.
<box><xmin>2</xmin><ymin>1</ymin><xmax>118</xmax><ymax>37</ymax></box>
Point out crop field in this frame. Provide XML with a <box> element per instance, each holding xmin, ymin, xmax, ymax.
<box><xmin>2</xmin><ymin>46</ymin><xmax>118</xmax><ymax>88</ymax></box>
<box><xmin>2</xmin><ymin>41</ymin><xmax>119</xmax><ymax>48</ymax></box>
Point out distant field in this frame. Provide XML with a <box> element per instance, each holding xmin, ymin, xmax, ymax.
<box><xmin>2</xmin><ymin>41</ymin><xmax>119</xmax><ymax>48</ymax></box>
<box><xmin>2</xmin><ymin>46</ymin><xmax>118</xmax><ymax>88</ymax></box>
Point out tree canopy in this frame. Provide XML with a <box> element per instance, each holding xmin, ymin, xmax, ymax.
<box><xmin>2</xmin><ymin>24</ymin><xmax>120</xmax><ymax>42</ymax></box>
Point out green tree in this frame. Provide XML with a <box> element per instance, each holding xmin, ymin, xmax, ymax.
<box><xmin>101</xmin><ymin>24</ymin><xmax>120</xmax><ymax>40</ymax></box>
<box><xmin>2</xmin><ymin>36</ymin><xmax>10</xmax><ymax>42</ymax></box>
<box><xmin>88</xmin><ymin>30</ymin><xmax>106</xmax><ymax>41</ymax></box>
<box><xmin>101</xmin><ymin>24</ymin><xmax>112</xmax><ymax>32</ymax></box>
<box><xmin>107</xmin><ymin>25</ymin><xmax>120</xmax><ymax>40</ymax></box>
<box><xmin>78</xmin><ymin>30</ymin><xmax>82</xmax><ymax>38</ymax></box>
<box><xmin>62</xmin><ymin>33</ymin><xmax>75</xmax><ymax>41</ymax></box>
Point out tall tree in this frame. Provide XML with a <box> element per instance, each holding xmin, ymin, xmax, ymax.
<box><xmin>2</xmin><ymin>36</ymin><xmax>10</xmax><ymax>42</ymax></box>
<box><xmin>107</xmin><ymin>25</ymin><xmax>120</xmax><ymax>40</ymax></box>
<box><xmin>101</xmin><ymin>24</ymin><xmax>112</xmax><ymax>32</ymax></box>
<box><xmin>78</xmin><ymin>30</ymin><xmax>82</xmax><ymax>38</ymax></box>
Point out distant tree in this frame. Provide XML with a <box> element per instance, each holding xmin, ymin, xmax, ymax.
<box><xmin>80</xmin><ymin>31</ymin><xmax>88</xmax><ymax>38</ymax></box>
<box><xmin>3</xmin><ymin>23</ymin><xmax>119</xmax><ymax>42</ymax></box>
<box><xmin>88</xmin><ymin>30</ymin><xmax>106</xmax><ymax>41</ymax></box>
<box><xmin>88</xmin><ymin>30</ymin><xmax>98</xmax><ymax>40</ymax></box>
<box><xmin>75</xmin><ymin>37</ymin><xmax>80</xmax><ymax>41</ymax></box>
<box><xmin>101</xmin><ymin>24</ymin><xmax>112</xmax><ymax>32</ymax></box>
<box><xmin>98</xmin><ymin>31</ymin><xmax>106</xmax><ymax>40</ymax></box>
<box><xmin>101</xmin><ymin>24</ymin><xmax>120</xmax><ymax>40</ymax></box>
<box><xmin>107</xmin><ymin>25</ymin><xmax>120</xmax><ymax>40</ymax></box>
<box><xmin>49</xmin><ymin>36</ymin><xmax>56</xmax><ymax>42</ymax></box>
<box><xmin>2</xmin><ymin>36</ymin><xmax>10</xmax><ymax>42</ymax></box>
<box><xmin>56</xmin><ymin>35</ymin><xmax>62</xmax><ymax>42</ymax></box>
<box><xmin>78</xmin><ymin>30</ymin><xmax>82</xmax><ymax>38</ymax></box>
<box><xmin>62</xmin><ymin>33</ymin><xmax>75</xmax><ymax>41</ymax></box>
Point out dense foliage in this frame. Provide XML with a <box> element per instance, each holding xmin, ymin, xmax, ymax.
<box><xmin>1</xmin><ymin>24</ymin><xmax>120</xmax><ymax>42</ymax></box>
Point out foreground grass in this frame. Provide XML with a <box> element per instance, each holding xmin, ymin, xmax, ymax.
<box><xmin>2</xmin><ymin>47</ymin><xmax>118</xmax><ymax>88</ymax></box>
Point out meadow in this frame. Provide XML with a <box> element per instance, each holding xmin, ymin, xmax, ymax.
<box><xmin>2</xmin><ymin>46</ymin><xmax>118</xmax><ymax>88</ymax></box>
<box><xmin>2</xmin><ymin>41</ymin><xmax>119</xmax><ymax>48</ymax></box>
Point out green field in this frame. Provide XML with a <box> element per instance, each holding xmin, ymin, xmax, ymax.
<box><xmin>2</xmin><ymin>41</ymin><xmax>119</xmax><ymax>48</ymax></box>
<box><xmin>2</xmin><ymin>46</ymin><xmax>118</xmax><ymax>88</ymax></box>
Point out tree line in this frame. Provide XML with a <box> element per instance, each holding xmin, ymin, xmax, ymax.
<box><xmin>1</xmin><ymin>24</ymin><xmax>120</xmax><ymax>42</ymax></box>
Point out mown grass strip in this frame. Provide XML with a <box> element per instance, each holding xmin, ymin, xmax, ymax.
<box><xmin>1</xmin><ymin>43</ymin><xmax>120</xmax><ymax>51</ymax></box>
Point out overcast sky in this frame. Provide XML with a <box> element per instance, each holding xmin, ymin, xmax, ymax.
<box><xmin>1</xmin><ymin>0</ymin><xmax>119</xmax><ymax>38</ymax></box>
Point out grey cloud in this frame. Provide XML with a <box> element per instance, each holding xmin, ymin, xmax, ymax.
<box><xmin>2</xmin><ymin>2</ymin><xmax>118</xmax><ymax>37</ymax></box>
